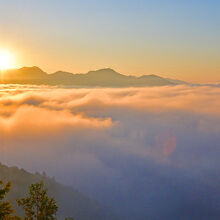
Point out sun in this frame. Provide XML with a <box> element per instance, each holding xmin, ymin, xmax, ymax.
<box><xmin>0</xmin><ymin>50</ymin><xmax>15</xmax><ymax>70</ymax></box>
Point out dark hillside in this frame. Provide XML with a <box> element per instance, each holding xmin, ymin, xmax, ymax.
<box><xmin>0</xmin><ymin>163</ymin><xmax>117</xmax><ymax>220</ymax></box>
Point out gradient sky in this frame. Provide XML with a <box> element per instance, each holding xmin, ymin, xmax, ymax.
<box><xmin>0</xmin><ymin>0</ymin><xmax>219</xmax><ymax>83</ymax></box>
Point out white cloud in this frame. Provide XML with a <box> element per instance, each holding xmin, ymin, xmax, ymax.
<box><xmin>0</xmin><ymin>84</ymin><xmax>219</xmax><ymax>219</ymax></box>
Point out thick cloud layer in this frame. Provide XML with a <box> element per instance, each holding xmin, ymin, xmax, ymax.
<box><xmin>0</xmin><ymin>85</ymin><xmax>220</xmax><ymax>220</ymax></box>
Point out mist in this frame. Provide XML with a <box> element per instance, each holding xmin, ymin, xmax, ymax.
<box><xmin>0</xmin><ymin>84</ymin><xmax>220</xmax><ymax>220</ymax></box>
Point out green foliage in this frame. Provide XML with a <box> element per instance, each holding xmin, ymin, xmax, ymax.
<box><xmin>17</xmin><ymin>181</ymin><xmax>58</xmax><ymax>220</ymax></box>
<box><xmin>0</xmin><ymin>181</ymin><xmax>14</xmax><ymax>218</ymax></box>
<box><xmin>0</xmin><ymin>163</ymin><xmax>112</xmax><ymax>220</ymax></box>
<box><xmin>4</xmin><ymin>216</ymin><xmax>23</xmax><ymax>220</ymax></box>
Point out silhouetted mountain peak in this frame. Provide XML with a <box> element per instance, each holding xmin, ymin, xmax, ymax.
<box><xmin>52</xmin><ymin>71</ymin><xmax>74</xmax><ymax>77</ymax></box>
<box><xmin>19</xmin><ymin>66</ymin><xmax>45</xmax><ymax>73</ymax></box>
<box><xmin>87</xmin><ymin>68</ymin><xmax>122</xmax><ymax>76</ymax></box>
<box><xmin>1</xmin><ymin>67</ymin><xmax>187</xmax><ymax>86</ymax></box>
<box><xmin>139</xmin><ymin>74</ymin><xmax>162</xmax><ymax>79</ymax></box>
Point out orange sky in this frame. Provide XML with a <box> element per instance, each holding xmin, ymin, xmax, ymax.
<box><xmin>0</xmin><ymin>1</ymin><xmax>219</xmax><ymax>83</ymax></box>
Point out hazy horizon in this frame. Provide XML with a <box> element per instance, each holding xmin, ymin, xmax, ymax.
<box><xmin>1</xmin><ymin>65</ymin><xmax>219</xmax><ymax>85</ymax></box>
<box><xmin>0</xmin><ymin>0</ymin><xmax>219</xmax><ymax>83</ymax></box>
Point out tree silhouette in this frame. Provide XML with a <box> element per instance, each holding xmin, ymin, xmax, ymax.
<box><xmin>17</xmin><ymin>181</ymin><xmax>58</xmax><ymax>220</ymax></box>
<box><xmin>0</xmin><ymin>181</ymin><xmax>14</xmax><ymax>218</ymax></box>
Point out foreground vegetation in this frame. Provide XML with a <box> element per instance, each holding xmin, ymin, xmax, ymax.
<box><xmin>0</xmin><ymin>163</ymin><xmax>116</xmax><ymax>220</ymax></box>
<box><xmin>0</xmin><ymin>180</ymin><xmax>74</xmax><ymax>219</ymax></box>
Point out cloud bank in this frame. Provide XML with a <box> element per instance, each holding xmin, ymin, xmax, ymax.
<box><xmin>0</xmin><ymin>85</ymin><xmax>220</xmax><ymax>220</ymax></box>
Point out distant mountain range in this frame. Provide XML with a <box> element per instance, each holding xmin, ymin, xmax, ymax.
<box><xmin>0</xmin><ymin>162</ymin><xmax>117</xmax><ymax>219</ymax></box>
<box><xmin>0</xmin><ymin>67</ymin><xmax>188</xmax><ymax>87</ymax></box>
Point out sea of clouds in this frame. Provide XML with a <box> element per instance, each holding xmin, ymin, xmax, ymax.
<box><xmin>0</xmin><ymin>84</ymin><xmax>220</xmax><ymax>220</ymax></box>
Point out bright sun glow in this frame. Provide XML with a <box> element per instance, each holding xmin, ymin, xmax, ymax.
<box><xmin>0</xmin><ymin>50</ymin><xmax>15</xmax><ymax>70</ymax></box>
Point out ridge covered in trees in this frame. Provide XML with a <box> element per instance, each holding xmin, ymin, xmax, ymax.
<box><xmin>0</xmin><ymin>163</ymin><xmax>117</xmax><ymax>220</ymax></box>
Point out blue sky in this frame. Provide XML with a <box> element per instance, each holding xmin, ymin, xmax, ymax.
<box><xmin>0</xmin><ymin>0</ymin><xmax>219</xmax><ymax>82</ymax></box>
